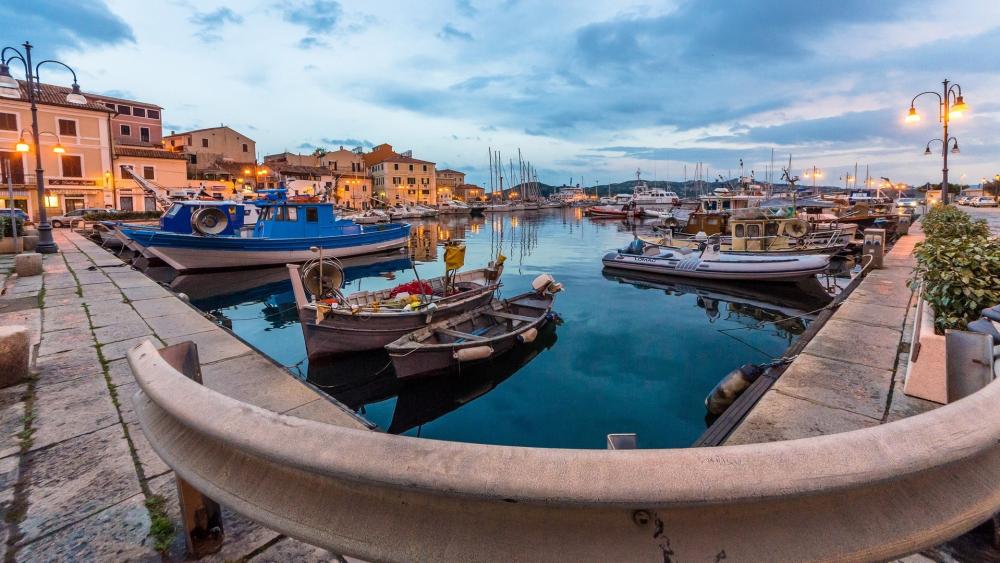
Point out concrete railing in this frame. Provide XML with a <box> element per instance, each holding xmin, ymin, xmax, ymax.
<box><xmin>128</xmin><ymin>340</ymin><xmax>1000</xmax><ymax>562</ymax></box>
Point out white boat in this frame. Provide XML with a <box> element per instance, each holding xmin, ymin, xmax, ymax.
<box><xmin>631</xmin><ymin>182</ymin><xmax>680</xmax><ymax>207</ymax></box>
<box><xmin>344</xmin><ymin>209</ymin><xmax>389</xmax><ymax>225</ymax></box>
<box><xmin>437</xmin><ymin>200</ymin><xmax>471</xmax><ymax>214</ymax></box>
<box><xmin>484</xmin><ymin>203</ymin><xmax>520</xmax><ymax>213</ymax></box>
<box><xmin>602</xmin><ymin>239</ymin><xmax>831</xmax><ymax>282</ymax></box>
<box><xmin>413</xmin><ymin>204</ymin><xmax>439</xmax><ymax>217</ymax></box>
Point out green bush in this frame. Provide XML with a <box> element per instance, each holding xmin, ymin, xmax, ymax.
<box><xmin>913</xmin><ymin>206</ymin><xmax>1000</xmax><ymax>332</ymax></box>
<box><xmin>83</xmin><ymin>210</ymin><xmax>162</xmax><ymax>222</ymax></box>
<box><xmin>0</xmin><ymin>215</ymin><xmax>25</xmax><ymax>239</ymax></box>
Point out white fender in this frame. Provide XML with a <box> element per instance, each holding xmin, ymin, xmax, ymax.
<box><xmin>518</xmin><ymin>328</ymin><xmax>538</xmax><ymax>344</ymax></box>
<box><xmin>454</xmin><ymin>346</ymin><xmax>494</xmax><ymax>362</ymax></box>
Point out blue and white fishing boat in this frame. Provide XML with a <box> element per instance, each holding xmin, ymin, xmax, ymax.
<box><xmin>113</xmin><ymin>189</ymin><xmax>410</xmax><ymax>272</ymax></box>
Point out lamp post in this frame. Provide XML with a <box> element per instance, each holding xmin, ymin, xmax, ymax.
<box><xmin>905</xmin><ymin>79</ymin><xmax>968</xmax><ymax>205</ymax></box>
<box><xmin>1</xmin><ymin>41</ymin><xmax>89</xmax><ymax>253</ymax></box>
<box><xmin>802</xmin><ymin>166</ymin><xmax>822</xmax><ymax>191</ymax></box>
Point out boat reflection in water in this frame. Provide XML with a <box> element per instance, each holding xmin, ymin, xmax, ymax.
<box><xmin>173</xmin><ymin>250</ymin><xmax>414</xmax><ymax>329</ymax></box>
<box><xmin>307</xmin><ymin>322</ymin><xmax>559</xmax><ymax>435</ymax></box>
<box><xmin>601</xmin><ymin>269</ymin><xmax>834</xmax><ymax>344</ymax></box>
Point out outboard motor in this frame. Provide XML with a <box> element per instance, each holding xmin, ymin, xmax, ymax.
<box><xmin>705</xmin><ymin>364</ymin><xmax>764</xmax><ymax>415</ymax></box>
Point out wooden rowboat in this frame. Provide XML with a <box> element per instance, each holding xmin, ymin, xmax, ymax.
<box><xmin>386</xmin><ymin>281</ymin><xmax>561</xmax><ymax>379</ymax></box>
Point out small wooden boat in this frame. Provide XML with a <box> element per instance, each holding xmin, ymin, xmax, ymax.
<box><xmin>602</xmin><ymin>240</ymin><xmax>830</xmax><ymax>282</ymax></box>
<box><xmin>385</xmin><ymin>276</ymin><xmax>563</xmax><ymax>379</ymax></box>
<box><xmin>289</xmin><ymin>256</ymin><xmax>506</xmax><ymax>358</ymax></box>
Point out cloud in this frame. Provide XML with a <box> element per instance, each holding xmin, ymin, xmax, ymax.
<box><xmin>437</xmin><ymin>23</ymin><xmax>473</xmax><ymax>41</ymax></box>
<box><xmin>455</xmin><ymin>0</ymin><xmax>477</xmax><ymax>17</ymax></box>
<box><xmin>190</xmin><ymin>7</ymin><xmax>244</xmax><ymax>43</ymax></box>
<box><xmin>297</xmin><ymin>37</ymin><xmax>327</xmax><ymax>49</ymax></box>
<box><xmin>297</xmin><ymin>142</ymin><xmax>317</xmax><ymax>150</ymax></box>
<box><xmin>321</xmin><ymin>138</ymin><xmax>375</xmax><ymax>148</ymax></box>
<box><xmin>0</xmin><ymin>0</ymin><xmax>134</xmax><ymax>57</ymax></box>
<box><xmin>280</xmin><ymin>0</ymin><xmax>342</xmax><ymax>35</ymax></box>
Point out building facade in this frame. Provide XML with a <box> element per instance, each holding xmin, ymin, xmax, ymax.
<box><xmin>112</xmin><ymin>146</ymin><xmax>189</xmax><ymax>210</ymax></box>
<box><xmin>89</xmin><ymin>93</ymin><xmax>163</xmax><ymax>147</ymax></box>
<box><xmin>0</xmin><ymin>81</ymin><xmax>114</xmax><ymax>217</ymax></box>
<box><xmin>163</xmin><ymin>126</ymin><xmax>256</xmax><ymax>177</ymax></box>
<box><xmin>435</xmin><ymin>168</ymin><xmax>465</xmax><ymax>201</ymax></box>
<box><xmin>365</xmin><ymin>143</ymin><xmax>437</xmax><ymax>205</ymax></box>
<box><xmin>454</xmin><ymin>183</ymin><xmax>485</xmax><ymax>202</ymax></box>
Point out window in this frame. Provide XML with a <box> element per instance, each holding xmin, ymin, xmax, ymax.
<box><xmin>0</xmin><ymin>113</ymin><xmax>15</xmax><ymax>131</ymax></box>
<box><xmin>117</xmin><ymin>104</ymin><xmax>131</xmax><ymax>115</ymax></box>
<box><xmin>140</xmin><ymin>127</ymin><xmax>150</xmax><ymax>143</ymax></box>
<box><xmin>104</xmin><ymin>103</ymin><xmax>116</xmax><ymax>111</ymax></box>
<box><xmin>186</xmin><ymin>135</ymin><xmax>192</xmax><ymax>145</ymax></box>
<box><xmin>765</xmin><ymin>223</ymin><xmax>778</xmax><ymax>237</ymax></box>
<box><xmin>170</xmin><ymin>139</ymin><xmax>176</xmax><ymax>147</ymax></box>
<box><xmin>408</xmin><ymin>164</ymin><xmax>413</xmax><ymax>171</ymax></box>
<box><xmin>189</xmin><ymin>154</ymin><xmax>198</xmax><ymax>165</ymax></box>
<box><xmin>747</xmin><ymin>224</ymin><xmax>761</xmax><ymax>238</ymax></box>
<box><xmin>393</xmin><ymin>163</ymin><xmax>399</xmax><ymax>170</ymax></box>
<box><xmin>306</xmin><ymin>207</ymin><xmax>318</xmax><ymax>222</ymax></box>
<box><xmin>58</xmin><ymin>119</ymin><xmax>77</xmax><ymax>136</ymax></box>
<box><xmin>120</xmin><ymin>125</ymin><xmax>131</xmax><ymax>136</ymax></box>
<box><xmin>201</xmin><ymin>138</ymin><xmax>208</xmax><ymax>148</ymax></box>
<box><xmin>392</xmin><ymin>177</ymin><xmax>401</xmax><ymax>185</ymax></box>
<box><xmin>332</xmin><ymin>162</ymin><xmax>338</xmax><ymax>171</ymax></box>
<box><xmin>120</xmin><ymin>196</ymin><xmax>133</xmax><ymax>211</ymax></box>
<box><xmin>143</xmin><ymin>166</ymin><xmax>155</xmax><ymax>180</ymax></box>
<box><xmin>422</xmin><ymin>165</ymin><xmax>427</xmax><ymax>172</ymax></box>
<box><xmin>421</xmin><ymin>178</ymin><xmax>429</xmax><ymax>185</ymax></box>
<box><xmin>407</xmin><ymin>177</ymin><xmax>416</xmax><ymax>185</ymax></box>
<box><xmin>421</xmin><ymin>189</ymin><xmax>430</xmax><ymax>195</ymax></box>
<box><xmin>147</xmin><ymin>109</ymin><xmax>159</xmax><ymax>119</ymax></box>
<box><xmin>286</xmin><ymin>207</ymin><xmax>297</xmax><ymax>221</ymax></box>
<box><xmin>133</xmin><ymin>107</ymin><xmax>146</xmax><ymax>118</ymax></box>
<box><xmin>61</xmin><ymin>155</ymin><xmax>83</xmax><ymax>178</ymax></box>
<box><xmin>119</xmin><ymin>164</ymin><xmax>134</xmax><ymax>178</ymax></box>
<box><xmin>734</xmin><ymin>224</ymin><xmax>745</xmax><ymax>238</ymax></box>
<box><xmin>242</xmin><ymin>143</ymin><xmax>248</xmax><ymax>153</ymax></box>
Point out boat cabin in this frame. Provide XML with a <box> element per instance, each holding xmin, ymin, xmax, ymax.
<box><xmin>252</xmin><ymin>190</ymin><xmax>363</xmax><ymax>238</ymax></box>
<box><xmin>729</xmin><ymin>217</ymin><xmax>808</xmax><ymax>252</ymax></box>
<box><xmin>160</xmin><ymin>200</ymin><xmax>246</xmax><ymax>236</ymax></box>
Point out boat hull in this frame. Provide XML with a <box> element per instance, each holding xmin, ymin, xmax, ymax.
<box><xmin>601</xmin><ymin>251</ymin><xmax>831</xmax><ymax>282</ymax></box>
<box><xmin>117</xmin><ymin>224</ymin><xmax>410</xmax><ymax>272</ymax></box>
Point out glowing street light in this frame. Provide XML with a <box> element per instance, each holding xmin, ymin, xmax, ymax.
<box><xmin>905</xmin><ymin>79</ymin><xmax>968</xmax><ymax>204</ymax></box>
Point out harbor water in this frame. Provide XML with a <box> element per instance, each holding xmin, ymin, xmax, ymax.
<box><xmin>176</xmin><ymin>208</ymin><xmax>835</xmax><ymax>449</ymax></box>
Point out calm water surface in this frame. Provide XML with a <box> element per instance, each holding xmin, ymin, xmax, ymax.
<box><xmin>175</xmin><ymin>208</ymin><xmax>835</xmax><ymax>449</ymax></box>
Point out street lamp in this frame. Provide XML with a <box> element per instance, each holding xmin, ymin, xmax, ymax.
<box><xmin>905</xmin><ymin>79</ymin><xmax>968</xmax><ymax>205</ymax></box>
<box><xmin>802</xmin><ymin>166</ymin><xmax>822</xmax><ymax>190</ymax></box>
<box><xmin>1</xmin><ymin>41</ymin><xmax>89</xmax><ymax>253</ymax></box>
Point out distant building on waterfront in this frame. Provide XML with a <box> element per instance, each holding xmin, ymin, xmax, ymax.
<box><xmin>436</xmin><ymin>168</ymin><xmax>465</xmax><ymax>200</ymax></box>
<box><xmin>364</xmin><ymin>143</ymin><xmax>437</xmax><ymax>206</ymax></box>
<box><xmin>454</xmin><ymin>183</ymin><xmax>485</xmax><ymax>202</ymax></box>
<box><xmin>164</xmin><ymin>126</ymin><xmax>256</xmax><ymax>179</ymax></box>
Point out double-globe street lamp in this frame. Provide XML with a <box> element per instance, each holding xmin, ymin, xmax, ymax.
<box><xmin>905</xmin><ymin>78</ymin><xmax>968</xmax><ymax>205</ymax></box>
<box><xmin>0</xmin><ymin>41</ymin><xmax>89</xmax><ymax>253</ymax></box>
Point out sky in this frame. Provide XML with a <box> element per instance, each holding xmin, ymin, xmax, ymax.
<box><xmin>3</xmin><ymin>0</ymin><xmax>1000</xmax><ymax>189</ymax></box>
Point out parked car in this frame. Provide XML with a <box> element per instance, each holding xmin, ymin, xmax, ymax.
<box><xmin>0</xmin><ymin>208</ymin><xmax>29</xmax><ymax>223</ymax></box>
<box><xmin>895</xmin><ymin>197</ymin><xmax>921</xmax><ymax>209</ymax></box>
<box><xmin>970</xmin><ymin>196</ymin><xmax>999</xmax><ymax>208</ymax></box>
<box><xmin>50</xmin><ymin>208</ymin><xmax>107</xmax><ymax>228</ymax></box>
<box><xmin>955</xmin><ymin>196</ymin><xmax>972</xmax><ymax>205</ymax></box>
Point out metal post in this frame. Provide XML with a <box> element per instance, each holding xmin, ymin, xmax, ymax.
<box><xmin>23</xmin><ymin>42</ymin><xmax>56</xmax><ymax>253</ymax></box>
<box><xmin>5</xmin><ymin>159</ymin><xmax>18</xmax><ymax>253</ymax></box>
<box><xmin>157</xmin><ymin>342</ymin><xmax>225</xmax><ymax>558</ymax></box>
<box><xmin>941</xmin><ymin>79</ymin><xmax>951</xmax><ymax>205</ymax></box>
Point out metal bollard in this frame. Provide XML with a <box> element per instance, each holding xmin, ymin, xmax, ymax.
<box><xmin>896</xmin><ymin>213</ymin><xmax>911</xmax><ymax>235</ymax></box>
<box><xmin>157</xmin><ymin>342</ymin><xmax>225</xmax><ymax>558</ymax></box>
<box><xmin>862</xmin><ymin>228</ymin><xmax>885</xmax><ymax>269</ymax></box>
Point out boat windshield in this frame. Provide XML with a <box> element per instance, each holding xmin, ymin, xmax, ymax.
<box><xmin>165</xmin><ymin>203</ymin><xmax>182</xmax><ymax>218</ymax></box>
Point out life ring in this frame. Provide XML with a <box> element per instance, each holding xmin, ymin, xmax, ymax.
<box><xmin>784</xmin><ymin>218</ymin><xmax>809</xmax><ymax>238</ymax></box>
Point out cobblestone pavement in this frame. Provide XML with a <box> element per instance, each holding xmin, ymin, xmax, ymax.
<box><xmin>0</xmin><ymin>231</ymin><xmax>358</xmax><ymax>562</ymax></box>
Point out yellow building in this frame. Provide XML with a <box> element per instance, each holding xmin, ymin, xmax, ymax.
<box><xmin>435</xmin><ymin>168</ymin><xmax>465</xmax><ymax>201</ymax></box>
<box><xmin>112</xmin><ymin>146</ymin><xmax>190</xmax><ymax>210</ymax></box>
<box><xmin>0</xmin><ymin>81</ymin><xmax>115</xmax><ymax>218</ymax></box>
<box><xmin>365</xmin><ymin>143</ymin><xmax>437</xmax><ymax>205</ymax></box>
<box><xmin>454</xmin><ymin>183</ymin><xmax>486</xmax><ymax>202</ymax></box>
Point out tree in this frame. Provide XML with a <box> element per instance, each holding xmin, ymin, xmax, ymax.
<box><xmin>311</xmin><ymin>147</ymin><xmax>328</xmax><ymax>158</ymax></box>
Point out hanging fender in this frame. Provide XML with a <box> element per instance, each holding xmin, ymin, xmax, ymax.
<box><xmin>454</xmin><ymin>346</ymin><xmax>494</xmax><ymax>362</ymax></box>
<box><xmin>517</xmin><ymin>328</ymin><xmax>538</xmax><ymax>344</ymax></box>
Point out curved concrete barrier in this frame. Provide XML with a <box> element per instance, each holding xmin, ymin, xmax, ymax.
<box><xmin>128</xmin><ymin>340</ymin><xmax>1000</xmax><ymax>561</ymax></box>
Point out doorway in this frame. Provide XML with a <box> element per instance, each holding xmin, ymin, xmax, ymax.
<box><xmin>64</xmin><ymin>197</ymin><xmax>86</xmax><ymax>213</ymax></box>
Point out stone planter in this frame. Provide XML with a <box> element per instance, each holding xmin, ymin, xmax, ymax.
<box><xmin>0</xmin><ymin>237</ymin><xmax>23</xmax><ymax>254</ymax></box>
<box><xmin>903</xmin><ymin>296</ymin><xmax>947</xmax><ymax>404</ymax></box>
